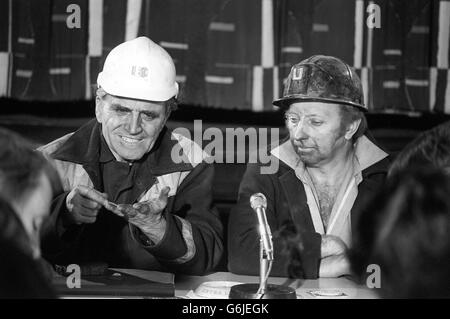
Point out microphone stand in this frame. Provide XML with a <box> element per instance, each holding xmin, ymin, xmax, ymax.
<box><xmin>229</xmin><ymin>193</ymin><xmax>296</xmax><ymax>299</ymax></box>
<box><xmin>258</xmin><ymin>241</ymin><xmax>267</xmax><ymax>294</ymax></box>
<box><xmin>256</xmin><ymin>239</ymin><xmax>271</xmax><ymax>297</ymax></box>
<box><xmin>229</xmin><ymin>238</ymin><xmax>296</xmax><ymax>299</ymax></box>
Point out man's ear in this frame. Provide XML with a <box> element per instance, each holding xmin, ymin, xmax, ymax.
<box><xmin>95</xmin><ymin>96</ymin><xmax>102</xmax><ymax>123</ymax></box>
<box><xmin>345</xmin><ymin>118</ymin><xmax>361</xmax><ymax>141</ymax></box>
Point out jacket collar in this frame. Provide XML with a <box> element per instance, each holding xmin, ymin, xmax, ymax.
<box><xmin>270</xmin><ymin>134</ymin><xmax>389</xmax><ymax>175</ymax></box>
<box><xmin>52</xmin><ymin>119</ymin><xmax>194</xmax><ymax>175</ymax></box>
<box><xmin>52</xmin><ymin>119</ymin><xmax>101</xmax><ymax>165</ymax></box>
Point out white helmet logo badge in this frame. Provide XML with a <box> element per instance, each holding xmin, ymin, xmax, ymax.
<box><xmin>131</xmin><ymin>66</ymin><xmax>149</xmax><ymax>78</ymax></box>
<box><xmin>292</xmin><ymin>67</ymin><xmax>304</xmax><ymax>80</ymax></box>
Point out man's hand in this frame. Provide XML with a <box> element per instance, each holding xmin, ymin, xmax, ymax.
<box><xmin>106</xmin><ymin>187</ymin><xmax>170</xmax><ymax>244</ymax></box>
<box><xmin>319</xmin><ymin>254</ymin><xmax>351</xmax><ymax>278</ymax></box>
<box><xmin>321</xmin><ymin>234</ymin><xmax>348</xmax><ymax>258</ymax></box>
<box><xmin>65</xmin><ymin>185</ymin><xmax>109</xmax><ymax>225</ymax></box>
<box><xmin>319</xmin><ymin>235</ymin><xmax>350</xmax><ymax>277</ymax></box>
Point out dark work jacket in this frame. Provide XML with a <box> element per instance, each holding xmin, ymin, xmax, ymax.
<box><xmin>228</xmin><ymin>136</ymin><xmax>390</xmax><ymax>279</ymax></box>
<box><xmin>39</xmin><ymin>119</ymin><xmax>223</xmax><ymax>275</ymax></box>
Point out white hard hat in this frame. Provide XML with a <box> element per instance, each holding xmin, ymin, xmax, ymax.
<box><xmin>97</xmin><ymin>36</ymin><xmax>179</xmax><ymax>102</ymax></box>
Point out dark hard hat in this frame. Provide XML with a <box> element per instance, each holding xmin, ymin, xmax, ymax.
<box><xmin>273</xmin><ymin>55</ymin><xmax>366</xmax><ymax>111</ymax></box>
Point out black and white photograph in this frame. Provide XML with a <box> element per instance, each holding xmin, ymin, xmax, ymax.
<box><xmin>0</xmin><ymin>0</ymin><xmax>449</xmax><ymax>307</ymax></box>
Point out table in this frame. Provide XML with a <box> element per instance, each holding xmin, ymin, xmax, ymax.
<box><xmin>55</xmin><ymin>269</ymin><xmax>377</xmax><ymax>299</ymax></box>
<box><xmin>175</xmin><ymin>272</ymin><xmax>377</xmax><ymax>299</ymax></box>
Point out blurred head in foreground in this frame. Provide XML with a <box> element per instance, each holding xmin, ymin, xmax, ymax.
<box><xmin>349</xmin><ymin>168</ymin><xmax>450</xmax><ymax>298</ymax></box>
<box><xmin>389</xmin><ymin>120</ymin><xmax>450</xmax><ymax>178</ymax></box>
<box><xmin>0</xmin><ymin>128</ymin><xmax>60</xmax><ymax>298</ymax></box>
<box><xmin>0</xmin><ymin>128</ymin><xmax>60</xmax><ymax>259</ymax></box>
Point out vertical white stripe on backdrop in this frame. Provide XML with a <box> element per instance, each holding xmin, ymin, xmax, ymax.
<box><xmin>252</xmin><ymin>66</ymin><xmax>264</xmax><ymax>111</ymax></box>
<box><xmin>438</xmin><ymin>1</ymin><xmax>450</xmax><ymax>113</ymax></box>
<box><xmin>353</xmin><ymin>0</ymin><xmax>364</xmax><ymax>68</ymax></box>
<box><xmin>6</xmin><ymin>0</ymin><xmax>13</xmax><ymax>96</ymax></box>
<box><xmin>429</xmin><ymin>67</ymin><xmax>437</xmax><ymax>111</ymax></box>
<box><xmin>88</xmin><ymin>0</ymin><xmax>103</xmax><ymax>56</ymax></box>
<box><xmin>273</xmin><ymin>66</ymin><xmax>279</xmax><ymax>105</ymax></box>
<box><xmin>437</xmin><ymin>0</ymin><xmax>450</xmax><ymax>69</ymax></box>
<box><xmin>445</xmin><ymin>70</ymin><xmax>450</xmax><ymax>114</ymax></box>
<box><xmin>87</xmin><ymin>0</ymin><xmax>103</xmax><ymax>99</ymax></box>
<box><xmin>0</xmin><ymin>53</ymin><xmax>9</xmax><ymax>97</ymax></box>
<box><xmin>366</xmin><ymin>1</ymin><xmax>374</xmax><ymax>68</ymax></box>
<box><xmin>361</xmin><ymin>67</ymin><xmax>369</xmax><ymax>109</ymax></box>
<box><xmin>125</xmin><ymin>0</ymin><xmax>142</xmax><ymax>41</ymax></box>
<box><xmin>85</xmin><ymin>56</ymin><xmax>91</xmax><ymax>99</ymax></box>
<box><xmin>365</xmin><ymin>1</ymin><xmax>375</xmax><ymax>109</ymax></box>
<box><xmin>261</xmin><ymin>0</ymin><xmax>274</xmax><ymax>67</ymax></box>
<box><xmin>253</xmin><ymin>0</ymin><xmax>274</xmax><ymax>111</ymax></box>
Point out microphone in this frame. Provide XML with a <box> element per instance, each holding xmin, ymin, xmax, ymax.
<box><xmin>250</xmin><ymin>193</ymin><xmax>273</xmax><ymax>260</ymax></box>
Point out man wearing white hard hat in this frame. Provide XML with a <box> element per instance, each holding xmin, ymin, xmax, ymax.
<box><xmin>228</xmin><ymin>55</ymin><xmax>389</xmax><ymax>278</ymax></box>
<box><xmin>39</xmin><ymin>37</ymin><xmax>223</xmax><ymax>275</ymax></box>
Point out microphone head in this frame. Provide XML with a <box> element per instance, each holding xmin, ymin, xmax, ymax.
<box><xmin>250</xmin><ymin>193</ymin><xmax>267</xmax><ymax>210</ymax></box>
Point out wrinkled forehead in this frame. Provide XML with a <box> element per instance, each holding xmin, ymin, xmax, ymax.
<box><xmin>287</xmin><ymin>101</ymin><xmax>342</xmax><ymax>118</ymax></box>
<box><xmin>105</xmin><ymin>94</ymin><xmax>167</xmax><ymax>113</ymax></box>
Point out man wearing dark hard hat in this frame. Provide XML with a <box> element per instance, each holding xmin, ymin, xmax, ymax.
<box><xmin>229</xmin><ymin>55</ymin><xmax>389</xmax><ymax>278</ymax></box>
<box><xmin>39</xmin><ymin>37</ymin><xmax>223</xmax><ymax>275</ymax></box>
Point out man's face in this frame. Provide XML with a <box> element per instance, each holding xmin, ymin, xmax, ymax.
<box><xmin>96</xmin><ymin>94</ymin><xmax>169</xmax><ymax>162</ymax></box>
<box><xmin>286</xmin><ymin>102</ymin><xmax>348</xmax><ymax>167</ymax></box>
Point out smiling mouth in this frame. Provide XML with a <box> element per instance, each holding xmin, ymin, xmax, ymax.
<box><xmin>119</xmin><ymin>135</ymin><xmax>142</xmax><ymax>145</ymax></box>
